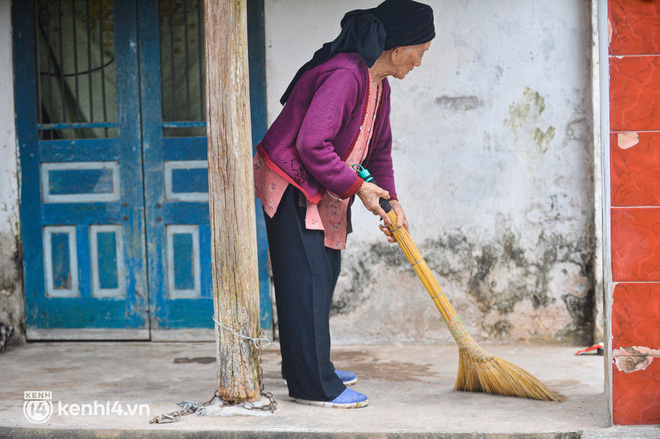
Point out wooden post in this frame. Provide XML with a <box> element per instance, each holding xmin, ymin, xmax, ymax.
<box><xmin>205</xmin><ymin>0</ymin><xmax>260</xmax><ymax>401</ymax></box>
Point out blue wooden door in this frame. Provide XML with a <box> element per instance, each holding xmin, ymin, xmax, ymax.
<box><xmin>14</xmin><ymin>0</ymin><xmax>271</xmax><ymax>338</ymax></box>
<box><xmin>138</xmin><ymin>0</ymin><xmax>271</xmax><ymax>334</ymax></box>
<box><xmin>14</xmin><ymin>0</ymin><xmax>150</xmax><ymax>338</ymax></box>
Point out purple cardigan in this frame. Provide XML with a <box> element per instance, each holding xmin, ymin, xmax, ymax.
<box><xmin>257</xmin><ymin>53</ymin><xmax>396</xmax><ymax>204</ymax></box>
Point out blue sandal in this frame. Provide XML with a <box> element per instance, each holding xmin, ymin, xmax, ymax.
<box><xmin>295</xmin><ymin>388</ymin><xmax>368</xmax><ymax>409</ymax></box>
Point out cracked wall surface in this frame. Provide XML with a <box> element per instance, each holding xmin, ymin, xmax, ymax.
<box><xmin>266</xmin><ymin>0</ymin><xmax>595</xmax><ymax>344</ymax></box>
<box><xmin>0</xmin><ymin>0</ymin><xmax>24</xmax><ymax>345</ymax></box>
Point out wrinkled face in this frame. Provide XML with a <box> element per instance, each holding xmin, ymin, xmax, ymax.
<box><xmin>391</xmin><ymin>41</ymin><xmax>432</xmax><ymax>79</ymax></box>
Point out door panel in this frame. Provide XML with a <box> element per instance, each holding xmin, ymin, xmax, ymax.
<box><xmin>140</xmin><ymin>0</ymin><xmax>271</xmax><ymax>333</ymax></box>
<box><xmin>137</xmin><ymin>0</ymin><xmax>212</xmax><ymax>331</ymax></box>
<box><xmin>15</xmin><ymin>0</ymin><xmax>149</xmax><ymax>337</ymax></box>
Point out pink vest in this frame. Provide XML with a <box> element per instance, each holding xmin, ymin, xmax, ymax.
<box><xmin>254</xmin><ymin>75</ymin><xmax>382</xmax><ymax>250</ymax></box>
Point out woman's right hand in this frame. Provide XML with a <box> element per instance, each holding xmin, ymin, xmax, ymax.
<box><xmin>356</xmin><ymin>181</ymin><xmax>391</xmax><ymax>226</ymax></box>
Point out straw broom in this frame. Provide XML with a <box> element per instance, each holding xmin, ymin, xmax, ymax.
<box><xmin>355</xmin><ymin>166</ymin><xmax>564</xmax><ymax>402</ymax></box>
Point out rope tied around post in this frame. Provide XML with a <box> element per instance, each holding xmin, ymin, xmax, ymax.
<box><xmin>212</xmin><ymin>315</ymin><xmax>271</xmax><ymax>349</ymax></box>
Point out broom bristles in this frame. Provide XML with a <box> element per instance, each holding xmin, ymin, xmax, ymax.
<box><xmin>456</xmin><ymin>350</ymin><xmax>565</xmax><ymax>401</ymax></box>
<box><xmin>448</xmin><ymin>315</ymin><xmax>565</xmax><ymax>402</ymax></box>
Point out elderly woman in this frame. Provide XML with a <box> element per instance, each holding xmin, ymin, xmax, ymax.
<box><xmin>254</xmin><ymin>0</ymin><xmax>434</xmax><ymax>408</ymax></box>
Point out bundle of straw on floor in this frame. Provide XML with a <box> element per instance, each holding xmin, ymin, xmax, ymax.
<box><xmin>382</xmin><ymin>206</ymin><xmax>564</xmax><ymax>402</ymax></box>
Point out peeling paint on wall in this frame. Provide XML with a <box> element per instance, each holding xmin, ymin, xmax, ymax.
<box><xmin>613</xmin><ymin>346</ymin><xmax>660</xmax><ymax>373</ymax></box>
<box><xmin>435</xmin><ymin>95</ymin><xmax>483</xmax><ymax>111</ymax></box>
<box><xmin>617</xmin><ymin>132</ymin><xmax>639</xmax><ymax>149</ymax></box>
<box><xmin>532</xmin><ymin>126</ymin><xmax>557</xmax><ymax>154</ymax></box>
<box><xmin>504</xmin><ymin>87</ymin><xmax>556</xmax><ymax>154</ymax></box>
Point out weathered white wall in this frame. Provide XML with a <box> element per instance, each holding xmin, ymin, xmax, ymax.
<box><xmin>265</xmin><ymin>0</ymin><xmax>595</xmax><ymax>344</ymax></box>
<box><xmin>0</xmin><ymin>0</ymin><xmax>24</xmax><ymax>344</ymax></box>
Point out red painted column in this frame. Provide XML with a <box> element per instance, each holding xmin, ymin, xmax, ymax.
<box><xmin>608</xmin><ymin>0</ymin><xmax>660</xmax><ymax>426</ymax></box>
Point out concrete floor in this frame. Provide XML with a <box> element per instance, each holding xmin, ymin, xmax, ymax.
<box><xmin>0</xmin><ymin>341</ymin><xmax>638</xmax><ymax>438</ymax></box>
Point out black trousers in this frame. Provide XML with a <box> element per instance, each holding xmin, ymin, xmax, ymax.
<box><xmin>264</xmin><ymin>186</ymin><xmax>346</xmax><ymax>401</ymax></box>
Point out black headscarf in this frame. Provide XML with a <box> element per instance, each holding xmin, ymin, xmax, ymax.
<box><xmin>280</xmin><ymin>0</ymin><xmax>435</xmax><ymax>105</ymax></box>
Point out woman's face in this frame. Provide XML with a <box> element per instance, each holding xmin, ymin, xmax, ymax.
<box><xmin>391</xmin><ymin>41</ymin><xmax>432</xmax><ymax>79</ymax></box>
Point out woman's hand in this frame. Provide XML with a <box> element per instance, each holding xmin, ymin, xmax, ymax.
<box><xmin>379</xmin><ymin>200</ymin><xmax>409</xmax><ymax>244</ymax></box>
<box><xmin>356</xmin><ymin>181</ymin><xmax>391</xmax><ymax>225</ymax></box>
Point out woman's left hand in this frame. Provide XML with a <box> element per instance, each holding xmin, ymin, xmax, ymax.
<box><xmin>379</xmin><ymin>200</ymin><xmax>409</xmax><ymax>243</ymax></box>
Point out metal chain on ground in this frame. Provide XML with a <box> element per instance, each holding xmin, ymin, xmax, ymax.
<box><xmin>256</xmin><ymin>339</ymin><xmax>278</xmax><ymax>411</ymax></box>
<box><xmin>149</xmin><ymin>390</ymin><xmax>221</xmax><ymax>424</ymax></box>
<box><xmin>149</xmin><ymin>317</ymin><xmax>277</xmax><ymax>424</ymax></box>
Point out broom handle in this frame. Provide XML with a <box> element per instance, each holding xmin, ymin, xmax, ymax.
<box><xmin>378</xmin><ymin>198</ymin><xmax>457</xmax><ymax>323</ymax></box>
<box><xmin>353</xmin><ymin>165</ymin><xmax>458</xmax><ymax>322</ymax></box>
